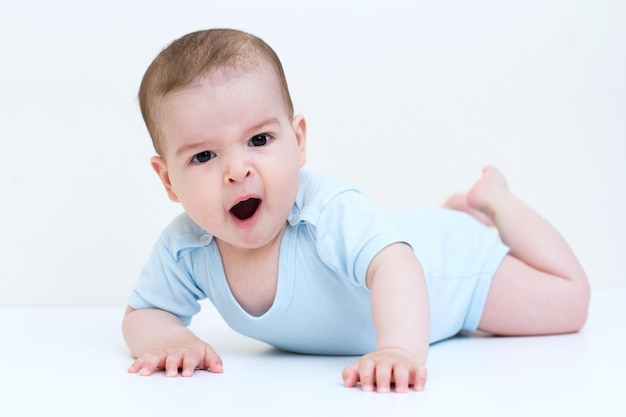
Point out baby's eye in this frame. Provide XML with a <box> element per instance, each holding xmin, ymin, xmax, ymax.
<box><xmin>249</xmin><ymin>134</ymin><xmax>272</xmax><ymax>147</ymax></box>
<box><xmin>191</xmin><ymin>151</ymin><xmax>216</xmax><ymax>164</ymax></box>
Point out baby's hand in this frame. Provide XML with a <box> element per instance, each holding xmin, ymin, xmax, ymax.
<box><xmin>128</xmin><ymin>342</ymin><xmax>223</xmax><ymax>377</ymax></box>
<box><xmin>342</xmin><ymin>347</ymin><xmax>427</xmax><ymax>393</ymax></box>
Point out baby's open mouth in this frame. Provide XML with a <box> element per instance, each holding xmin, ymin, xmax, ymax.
<box><xmin>230</xmin><ymin>198</ymin><xmax>261</xmax><ymax>221</ymax></box>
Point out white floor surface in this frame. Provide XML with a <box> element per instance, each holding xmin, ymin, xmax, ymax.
<box><xmin>1</xmin><ymin>286</ymin><xmax>624</xmax><ymax>417</ymax></box>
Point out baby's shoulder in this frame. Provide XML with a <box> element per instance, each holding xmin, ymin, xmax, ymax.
<box><xmin>290</xmin><ymin>170</ymin><xmax>372</xmax><ymax>226</ymax></box>
<box><xmin>296</xmin><ymin>170</ymin><xmax>360</xmax><ymax>207</ymax></box>
<box><xmin>157</xmin><ymin>213</ymin><xmax>212</xmax><ymax>260</ymax></box>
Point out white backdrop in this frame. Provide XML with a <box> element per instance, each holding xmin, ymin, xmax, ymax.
<box><xmin>1</xmin><ymin>0</ymin><xmax>624</xmax><ymax>306</ymax></box>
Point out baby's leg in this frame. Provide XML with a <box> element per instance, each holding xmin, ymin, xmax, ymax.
<box><xmin>451</xmin><ymin>167</ymin><xmax>590</xmax><ymax>336</ymax></box>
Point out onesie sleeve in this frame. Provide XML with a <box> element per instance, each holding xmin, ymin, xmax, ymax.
<box><xmin>314</xmin><ymin>190</ymin><xmax>408</xmax><ymax>289</ymax></box>
<box><xmin>128</xmin><ymin>221</ymin><xmax>209</xmax><ymax>326</ymax></box>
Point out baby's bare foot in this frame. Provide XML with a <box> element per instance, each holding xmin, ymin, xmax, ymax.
<box><xmin>443</xmin><ymin>193</ymin><xmax>494</xmax><ymax>226</ymax></box>
<box><xmin>443</xmin><ymin>167</ymin><xmax>509</xmax><ymax>226</ymax></box>
<box><xmin>466</xmin><ymin>166</ymin><xmax>509</xmax><ymax>221</ymax></box>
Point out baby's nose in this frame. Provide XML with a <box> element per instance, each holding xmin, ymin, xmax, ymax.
<box><xmin>224</xmin><ymin>159</ymin><xmax>252</xmax><ymax>184</ymax></box>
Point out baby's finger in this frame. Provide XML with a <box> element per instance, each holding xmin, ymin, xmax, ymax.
<box><xmin>181</xmin><ymin>354</ymin><xmax>199</xmax><ymax>377</ymax></box>
<box><xmin>135</xmin><ymin>351</ymin><xmax>167</xmax><ymax>376</ymax></box>
<box><xmin>203</xmin><ymin>347</ymin><xmax>224</xmax><ymax>373</ymax></box>
<box><xmin>128</xmin><ymin>357</ymin><xmax>144</xmax><ymax>374</ymax></box>
<box><xmin>410</xmin><ymin>365</ymin><xmax>428</xmax><ymax>391</ymax></box>
<box><xmin>165</xmin><ymin>351</ymin><xmax>183</xmax><ymax>377</ymax></box>
<box><xmin>341</xmin><ymin>363</ymin><xmax>359</xmax><ymax>388</ymax></box>
<box><xmin>392</xmin><ymin>363</ymin><xmax>410</xmax><ymax>393</ymax></box>
<box><xmin>358</xmin><ymin>358</ymin><xmax>376</xmax><ymax>392</ymax></box>
<box><xmin>374</xmin><ymin>361</ymin><xmax>393</xmax><ymax>393</ymax></box>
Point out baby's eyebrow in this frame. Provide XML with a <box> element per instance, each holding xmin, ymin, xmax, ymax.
<box><xmin>175</xmin><ymin>141</ymin><xmax>213</xmax><ymax>158</ymax></box>
<box><xmin>245</xmin><ymin>117</ymin><xmax>281</xmax><ymax>134</ymax></box>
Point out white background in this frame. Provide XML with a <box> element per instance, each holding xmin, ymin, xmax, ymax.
<box><xmin>1</xmin><ymin>0</ymin><xmax>624</xmax><ymax>306</ymax></box>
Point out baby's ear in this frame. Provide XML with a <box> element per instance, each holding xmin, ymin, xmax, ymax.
<box><xmin>150</xmin><ymin>156</ymin><xmax>180</xmax><ymax>202</ymax></box>
<box><xmin>292</xmin><ymin>114</ymin><xmax>307</xmax><ymax>167</ymax></box>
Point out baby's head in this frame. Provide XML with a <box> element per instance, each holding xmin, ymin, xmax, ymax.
<box><xmin>139</xmin><ymin>29</ymin><xmax>294</xmax><ymax>155</ymax></box>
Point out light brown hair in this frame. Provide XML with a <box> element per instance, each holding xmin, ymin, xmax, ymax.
<box><xmin>138</xmin><ymin>29</ymin><xmax>294</xmax><ymax>155</ymax></box>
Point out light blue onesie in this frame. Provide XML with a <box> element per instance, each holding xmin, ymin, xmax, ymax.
<box><xmin>129</xmin><ymin>169</ymin><xmax>509</xmax><ymax>355</ymax></box>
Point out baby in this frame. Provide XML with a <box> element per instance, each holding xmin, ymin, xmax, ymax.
<box><xmin>122</xmin><ymin>28</ymin><xmax>590</xmax><ymax>393</ymax></box>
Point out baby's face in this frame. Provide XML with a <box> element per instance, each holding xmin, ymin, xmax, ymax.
<box><xmin>151</xmin><ymin>63</ymin><xmax>306</xmax><ymax>252</ymax></box>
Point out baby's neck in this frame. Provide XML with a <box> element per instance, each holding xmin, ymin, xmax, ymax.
<box><xmin>215</xmin><ymin>228</ymin><xmax>285</xmax><ymax>317</ymax></box>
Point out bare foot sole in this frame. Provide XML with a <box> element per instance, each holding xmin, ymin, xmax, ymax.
<box><xmin>466</xmin><ymin>166</ymin><xmax>509</xmax><ymax>218</ymax></box>
<box><xmin>444</xmin><ymin>193</ymin><xmax>494</xmax><ymax>227</ymax></box>
<box><xmin>443</xmin><ymin>167</ymin><xmax>509</xmax><ymax>227</ymax></box>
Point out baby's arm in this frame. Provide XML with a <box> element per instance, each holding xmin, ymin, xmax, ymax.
<box><xmin>122</xmin><ymin>307</ymin><xmax>223</xmax><ymax>377</ymax></box>
<box><xmin>342</xmin><ymin>243</ymin><xmax>429</xmax><ymax>393</ymax></box>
